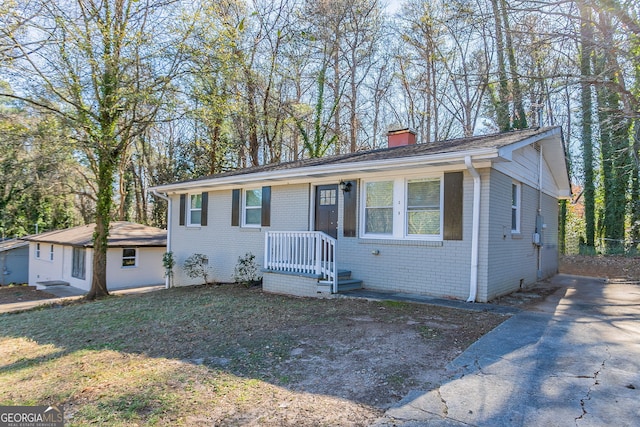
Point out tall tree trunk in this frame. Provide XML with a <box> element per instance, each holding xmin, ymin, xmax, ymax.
<box><xmin>87</xmin><ymin>152</ymin><xmax>117</xmax><ymax>300</ymax></box>
<box><xmin>499</xmin><ymin>0</ymin><xmax>527</xmax><ymax>129</ymax></box>
<box><xmin>630</xmin><ymin>31</ymin><xmax>640</xmax><ymax>249</ymax></box>
<box><xmin>580</xmin><ymin>4</ymin><xmax>596</xmax><ymax>251</ymax></box>
<box><xmin>292</xmin><ymin>77</ymin><xmax>303</xmax><ymax>160</ymax></box>
<box><xmin>428</xmin><ymin>33</ymin><xmax>437</xmax><ymax>142</ymax></box>
<box><xmin>349</xmin><ymin>69</ymin><xmax>358</xmax><ymax>152</ymax></box>
<box><xmin>631</xmin><ymin>123</ymin><xmax>640</xmax><ymax>248</ymax></box>
<box><xmin>595</xmin><ymin>11</ymin><xmax>630</xmax><ymax>253</ymax></box>
<box><xmin>244</xmin><ymin>66</ymin><xmax>260</xmax><ymax>166</ymax></box>
<box><xmin>208</xmin><ymin>117</ymin><xmax>223</xmax><ymax>174</ymax></box>
<box><xmin>490</xmin><ymin>0</ymin><xmax>511</xmax><ymax>131</ymax></box>
<box><xmin>559</xmin><ymin>199</ymin><xmax>567</xmax><ymax>255</ymax></box>
<box><xmin>333</xmin><ymin>42</ymin><xmax>342</xmax><ymax>154</ymax></box>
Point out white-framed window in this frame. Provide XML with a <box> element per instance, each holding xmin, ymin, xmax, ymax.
<box><xmin>72</xmin><ymin>247</ymin><xmax>86</xmax><ymax>279</ymax></box>
<box><xmin>406</xmin><ymin>178</ymin><xmax>441</xmax><ymax>236</ymax></box>
<box><xmin>511</xmin><ymin>182</ymin><xmax>521</xmax><ymax>233</ymax></box>
<box><xmin>361</xmin><ymin>175</ymin><xmax>443</xmax><ymax>240</ymax></box>
<box><xmin>188</xmin><ymin>193</ymin><xmax>202</xmax><ymax>226</ymax></box>
<box><xmin>122</xmin><ymin>248</ymin><xmax>137</xmax><ymax>267</ymax></box>
<box><xmin>243</xmin><ymin>188</ymin><xmax>262</xmax><ymax>227</ymax></box>
<box><xmin>364</xmin><ymin>181</ymin><xmax>394</xmax><ymax>235</ymax></box>
<box><xmin>49</xmin><ymin>244</ymin><xmax>54</xmax><ymax>261</ymax></box>
<box><xmin>35</xmin><ymin>243</ymin><xmax>41</xmax><ymax>259</ymax></box>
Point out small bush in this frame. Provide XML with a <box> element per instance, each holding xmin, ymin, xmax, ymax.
<box><xmin>162</xmin><ymin>252</ymin><xmax>175</xmax><ymax>288</ymax></box>
<box><xmin>233</xmin><ymin>252</ymin><xmax>262</xmax><ymax>287</ymax></box>
<box><xmin>183</xmin><ymin>254</ymin><xmax>212</xmax><ymax>285</ymax></box>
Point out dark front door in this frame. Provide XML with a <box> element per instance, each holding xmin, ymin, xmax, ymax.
<box><xmin>315</xmin><ymin>184</ymin><xmax>339</xmax><ymax>238</ymax></box>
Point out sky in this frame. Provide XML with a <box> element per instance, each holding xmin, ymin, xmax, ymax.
<box><xmin>385</xmin><ymin>0</ymin><xmax>403</xmax><ymax>15</ymax></box>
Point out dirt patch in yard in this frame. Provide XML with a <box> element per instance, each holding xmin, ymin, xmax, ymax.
<box><xmin>491</xmin><ymin>281</ymin><xmax>563</xmax><ymax>309</ymax></box>
<box><xmin>559</xmin><ymin>254</ymin><xmax>640</xmax><ymax>281</ymax></box>
<box><xmin>0</xmin><ymin>285</ymin><xmax>56</xmax><ymax>304</ymax></box>
<box><xmin>6</xmin><ymin>255</ymin><xmax>634</xmax><ymax>425</ymax></box>
<box><xmin>1</xmin><ymin>285</ymin><xmax>506</xmax><ymax>426</ymax></box>
<box><xmin>262</xmin><ymin>300</ymin><xmax>499</xmax><ymax>408</ymax></box>
<box><xmin>173</xmin><ymin>287</ymin><xmax>507</xmax><ymax>424</ymax></box>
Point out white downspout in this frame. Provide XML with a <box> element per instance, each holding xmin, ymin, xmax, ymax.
<box><xmin>465</xmin><ymin>156</ymin><xmax>481</xmax><ymax>303</ymax></box>
<box><xmin>151</xmin><ymin>190</ymin><xmax>172</xmax><ymax>289</ymax></box>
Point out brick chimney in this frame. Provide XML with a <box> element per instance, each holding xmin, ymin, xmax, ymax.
<box><xmin>387</xmin><ymin>127</ymin><xmax>416</xmax><ymax>148</ymax></box>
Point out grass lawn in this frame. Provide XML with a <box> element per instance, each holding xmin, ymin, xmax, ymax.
<box><xmin>0</xmin><ymin>284</ymin><xmax>506</xmax><ymax>426</ymax></box>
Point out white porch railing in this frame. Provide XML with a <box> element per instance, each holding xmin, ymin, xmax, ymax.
<box><xmin>264</xmin><ymin>231</ymin><xmax>337</xmax><ymax>293</ymax></box>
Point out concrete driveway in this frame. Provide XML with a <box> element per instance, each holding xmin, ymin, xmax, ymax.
<box><xmin>375</xmin><ymin>274</ymin><xmax>640</xmax><ymax>426</ymax></box>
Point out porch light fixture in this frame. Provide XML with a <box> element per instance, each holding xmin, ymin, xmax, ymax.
<box><xmin>339</xmin><ymin>181</ymin><xmax>352</xmax><ymax>192</ymax></box>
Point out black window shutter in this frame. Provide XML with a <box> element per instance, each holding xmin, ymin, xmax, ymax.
<box><xmin>231</xmin><ymin>189</ymin><xmax>240</xmax><ymax>226</ymax></box>
<box><xmin>261</xmin><ymin>186</ymin><xmax>271</xmax><ymax>226</ymax></box>
<box><xmin>201</xmin><ymin>192</ymin><xmax>208</xmax><ymax>226</ymax></box>
<box><xmin>443</xmin><ymin>172</ymin><xmax>463</xmax><ymax>240</ymax></box>
<box><xmin>179</xmin><ymin>194</ymin><xmax>186</xmax><ymax>226</ymax></box>
<box><xmin>343</xmin><ymin>180</ymin><xmax>357</xmax><ymax>237</ymax></box>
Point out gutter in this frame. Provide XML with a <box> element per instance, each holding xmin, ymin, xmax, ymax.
<box><xmin>150</xmin><ymin>148</ymin><xmax>499</xmax><ymax>193</ymax></box>
<box><xmin>150</xmin><ymin>189</ymin><xmax>172</xmax><ymax>289</ymax></box>
<box><xmin>465</xmin><ymin>156</ymin><xmax>481</xmax><ymax>303</ymax></box>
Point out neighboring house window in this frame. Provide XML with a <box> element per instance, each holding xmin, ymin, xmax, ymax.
<box><xmin>188</xmin><ymin>194</ymin><xmax>202</xmax><ymax>226</ymax></box>
<box><xmin>72</xmin><ymin>247</ymin><xmax>86</xmax><ymax>280</ymax></box>
<box><xmin>407</xmin><ymin>179</ymin><xmax>441</xmax><ymax>236</ymax></box>
<box><xmin>362</xmin><ymin>176</ymin><xmax>443</xmax><ymax>240</ymax></box>
<box><xmin>511</xmin><ymin>182</ymin><xmax>521</xmax><ymax>233</ymax></box>
<box><xmin>49</xmin><ymin>244</ymin><xmax>54</xmax><ymax>261</ymax></box>
<box><xmin>243</xmin><ymin>189</ymin><xmax>262</xmax><ymax>226</ymax></box>
<box><xmin>122</xmin><ymin>248</ymin><xmax>137</xmax><ymax>267</ymax></box>
<box><xmin>35</xmin><ymin>243</ymin><xmax>41</xmax><ymax>259</ymax></box>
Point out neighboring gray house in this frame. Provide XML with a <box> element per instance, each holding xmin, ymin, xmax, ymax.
<box><xmin>0</xmin><ymin>239</ymin><xmax>29</xmax><ymax>285</ymax></box>
<box><xmin>151</xmin><ymin>127</ymin><xmax>571</xmax><ymax>302</ymax></box>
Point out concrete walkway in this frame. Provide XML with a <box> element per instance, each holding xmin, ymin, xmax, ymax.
<box><xmin>341</xmin><ymin>289</ymin><xmax>519</xmax><ymax>315</ymax></box>
<box><xmin>374</xmin><ymin>274</ymin><xmax>640</xmax><ymax>426</ymax></box>
<box><xmin>0</xmin><ymin>284</ymin><xmax>165</xmax><ymax>314</ymax></box>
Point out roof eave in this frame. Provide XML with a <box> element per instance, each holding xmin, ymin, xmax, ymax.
<box><xmin>497</xmin><ymin>127</ymin><xmax>561</xmax><ymax>160</ymax></box>
<box><xmin>151</xmin><ymin>147</ymin><xmax>500</xmax><ymax>193</ymax></box>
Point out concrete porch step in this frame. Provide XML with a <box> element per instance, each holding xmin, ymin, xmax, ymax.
<box><xmin>37</xmin><ymin>280</ymin><xmax>70</xmax><ymax>287</ymax></box>
<box><xmin>337</xmin><ymin>278</ymin><xmax>363</xmax><ymax>291</ymax></box>
<box><xmin>316</xmin><ymin>270</ymin><xmax>363</xmax><ymax>293</ymax></box>
<box><xmin>338</xmin><ymin>270</ymin><xmax>352</xmax><ymax>279</ymax></box>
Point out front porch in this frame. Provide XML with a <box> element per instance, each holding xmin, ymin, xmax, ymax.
<box><xmin>262</xmin><ymin>231</ymin><xmax>362</xmax><ymax>296</ymax></box>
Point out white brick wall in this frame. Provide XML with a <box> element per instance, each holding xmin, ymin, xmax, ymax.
<box><xmin>170</xmin><ymin>183</ymin><xmax>310</xmax><ymax>285</ymax></box>
<box><xmin>482</xmin><ymin>169</ymin><xmax>559</xmax><ymax>301</ymax></box>
<box><xmin>540</xmin><ymin>192</ymin><xmax>560</xmax><ymax>278</ymax></box>
<box><xmin>168</xmin><ymin>165</ymin><xmax>561</xmax><ymax>302</ymax></box>
<box><xmin>476</xmin><ymin>167</ymin><xmax>492</xmax><ymax>301</ymax></box>
<box><xmin>263</xmin><ymin>271</ymin><xmax>326</xmax><ymax>298</ymax></box>
<box><xmin>337</xmin><ymin>172</ymin><xmax>475</xmax><ymax>301</ymax></box>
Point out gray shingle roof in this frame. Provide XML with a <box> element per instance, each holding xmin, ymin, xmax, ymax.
<box><xmin>169</xmin><ymin>127</ymin><xmax>558</xmax><ymax>186</ymax></box>
<box><xmin>0</xmin><ymin>239</ymin><xmax>29</xmax><ymax>252</ymax></box>
<box><xmin>22</xmin><ymin>222</ymin><xmax>167</xmax><ymax>247</ymax></box>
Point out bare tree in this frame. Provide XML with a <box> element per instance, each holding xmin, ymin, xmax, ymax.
<box><xmin>1</xmin><ymin>0</ymin><xmax>191</xmax><ymax>299</ymax></box>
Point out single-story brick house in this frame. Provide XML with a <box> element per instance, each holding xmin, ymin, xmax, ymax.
<box><xmin>23</xmin><ymin>222</ymin><xmax>166</xmax><ymax>292</ymax></box>
<box><xmin>151</xmin><ymin>127</ymin><xmax>571</xmax><ymax>302</ymax></box>
<box><xmin>0</xmin><ymin>238</ymin><xmax>29</xmax><ymax>285</ymax></box>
